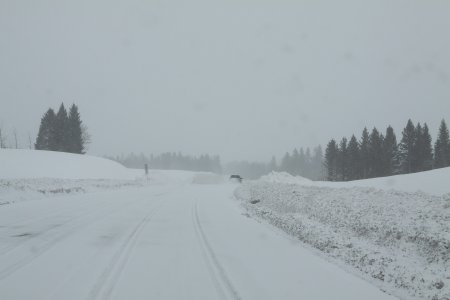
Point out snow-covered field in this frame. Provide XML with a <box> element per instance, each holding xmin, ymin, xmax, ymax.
<box><xmin>235</xmin><ymin>171</ymin><xmax>450</xmax><ymax>300</ymax></box>
<box><xmin>0</xmin><ymin>149</ymin><xmax>398</xmax><ymax>299</ymax></box>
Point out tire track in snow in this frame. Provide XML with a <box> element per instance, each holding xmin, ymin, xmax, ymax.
<box><xmin>0</xmin><ymin>194</ymin><xmax>159</xmax><ymax>281</ymax></box>
<box><xmin>0</xmin><ymin>191</ymin><xmax>169</xmax><ymax>258</ymax></box>
<box><xmin>86</xmin><ymin>198</ymin><xmax>166</xmax><ymax>300</ymax></box>
<box><xmin>192</xmin><ymin>201</ymin><xmax>242</xmax><ymax>300</ymax></box>
<box><xmin>0</xmin><ymin>203</ymin><xmax>82</xmax><ymax>231</ymax></box>
<box><xmin>0</xmin><ymin>202</ymin><xmax>98</xmax><ymax>256</ymax></box>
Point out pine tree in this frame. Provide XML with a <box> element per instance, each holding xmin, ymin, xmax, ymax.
<box><xmin>338</xmin><ymin>137</ymin><xmax>348</xmax><ymax>181</ymax></box>
<box><xmin>54</xmin><ymin>103</ymin><xmax>69</xmax><ymax>152</ymax></box>
<box><xmin>35</xmin><ymin>109</ymin><xmax>57</xmax><ymax>150</ymax></box>
<box><xmin>347</xmin><ymin>135</ymin><xmax>360</xmax><ymax>180</ymax></box>
<box><xmin>312</xmin><ymin>146</ymin><xmax>324</xmax><ymax>180</ymax></box>
<box><xmin>359</xmin><ymin>128</ymin><xmax>370</xmax><ymax>178</ymax></box>
<box><xmin>67</xmin><ymin>104</ymin><xmax>84</xmax><ymax>154</ymax></box>
<box><xmin>368</xmin><ymin>127</ymin><xmax>384</xmax><ymax>178</ymax></box>
<box><xmin>292</xmin><ymin>149</ymin><xmax>300</xmax><ymax>175</ymax></box>
<box><xmin>398</xmin><ymin>119</ymin><xmax>416</xmax><ymax>174</ymax></box>
<box><xmin>420</xmin><ymin>123</ymin><xmax>433</xmax><ymax>171</ymax></box>
<box><xmin>411</xmin><ymin>122</ymin><xmax>424</xmax><ymax>172</ymax></box>
<box><xmin>268</xmin><ymin>156</ymin><xmax>278</xmax><ymax>172</ymax></box>
<box><xmin>212</xmin><ymin>155</ymin><xmax>222</xmax><ymax>174</ymax></box>
<box><xmin>324</xmin><ymin>139</ymin><xmax>338</xmax><ymax>181</ymax></box>
<box><xmin>382</xmin><ymin>125</ymin><xmax>398</xmax><ymax>176</ymax></box>
<box><xmin>434</xmin><ymin>119</ymin><xmax>450</xmax><ymax>168</ymax></box>
<box><xmin>280</xmin><ymin>152</ymin><xmax>291</xmax><ymax>173</ymax></box>
<box><xmin>299</xmin><ymin>148</ymin><xmax>307</xmax><ymax>177</ymax></box>
<box><xmin>304</xmin><ymin>148</ymin><xmax>312</xmax><ymax>178</ymax></box>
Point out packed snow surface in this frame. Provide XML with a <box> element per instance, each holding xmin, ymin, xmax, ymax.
<box><xmin>0</xmin><ymin>150</ymin><xmax>396</xmax><ymax>299</ymax></box>
<box><xmin>236</xmin><ymin>171</ymin><xmax>450</xmax><ymax>300</ymax></box>
<box><xmin>0</xmin><ymin>184</ymin><xmax>396</xmax><ymax>300</ymax></box>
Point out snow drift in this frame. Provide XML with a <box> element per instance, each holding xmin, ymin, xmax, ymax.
<box><xmin>236</xmin><ymin>171</ymin><xmax>450</xmax><ymax>300</ymax></box>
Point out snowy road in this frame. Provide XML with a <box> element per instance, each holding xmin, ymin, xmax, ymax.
<box><xmin>0</xmin><ymin>183</ymin><xmax>397</xmax><ymax>300</ymax></box>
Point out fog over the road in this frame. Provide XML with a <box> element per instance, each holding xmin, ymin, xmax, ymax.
<box><xmin>1</xmin><ymin>0</ymin><xmax>449</xmax><ymax>161</ymax></box>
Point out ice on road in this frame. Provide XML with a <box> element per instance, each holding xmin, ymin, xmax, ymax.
<box><xmin>0</xmin><ymin>183</ymin><xmax>396</xmax><ymax>300</ymax></box>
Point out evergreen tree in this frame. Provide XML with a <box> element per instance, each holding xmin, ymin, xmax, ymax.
<box><xmin>359</xmin><ymin>127</ymin><xmax>370</xmax><ymax>178</ymax></box>
<box><xmin>299</xmin><ymin>148</ymin><xmax>307</xmax><ymax>177</ymax></box>
<box><xmin>434</xmin><ymin>119</ymin><xmax>450</xmax><ymax>168</ymax></box>
<box><xmin>54</xmin><ymin>103</ymin><xmax>69</xmax><ymax>152</ymax></box>
<box><xmin>268</xmin><ymin>156</ymin><xmax>278</xmax><ymax>172</ymax></box>
<box><xmin>382</xmin><ymin>125</ymin><xmax>398</xmax><ymax>176</ymax></box>
<box><xmin>280</xmin><ymin>152</ymin><xmax>291</xmax><ymax>173</ymax></box>
<box><xmin>67</xmin><ymin>104</ymin><xmax>84</xmax><ymax>154</ymax></box>
<box><xmin>35</xmin><ymin>109</ymin><xmax>57</xmax><ymax>150</ymax></box>
<box><xmin>347</xmin><ymin>135</ymin><xmax>360</xmax><ymax>180</ymax></box>
<box><xmin>324</xmin><ymin>139</ymin><xmax>338</xmax><ymax>181</ymax></box>
<box><xmin>338</xmin><ymin>137</ymin><xmax>348</xmax><ymax>181</ymax></box>
<box><xmin>212</xmin><ymin>155</ymin><xmax>222</xmax><ymax>174</ymax></box>
<box><xmin>411</xmin><ymin>123</ymin><xmax>424</xmax><ymax>172</ymax></box>
<box><xmin>35</xmin><ymin>102</ymin><xmax>88</xmax><ymax>154</ymax></box>
<box><xmin>410</xmin><ymin>122</ymin><xmax>433</xmax><ymax>172</ymax></box>
<box><xmin>292</xmin><ymin>148</ymin><xmax>300</xmax><ymax>175</ymax></box>
<box><xmin>419</xmin><ymin>123</ymin><xmax>433</xmax><ymax>171</ymax></box>
<box><xmin>397</xmin><ymin>119</ymin><xmax>416</xmax><ymax>174</ymax></box>
<box><xmin>304</xmin><ymin>148</ymin><xmax>312</xmax><ymax>178</ymax></box>
<box><xmin>368</xmin><ymin>127</ymin><xmax>384</xmax><ymax>178</ymax></box>
<box><xmin>312</xmin><ymin>146</ymin><xmax>324</xmax><ymax>180</ymax></box>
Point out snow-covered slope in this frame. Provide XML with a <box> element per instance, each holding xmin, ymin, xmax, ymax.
<box><xmin>236</xmin><ymin>170</ymin><xmax>450</xmax><ymax>300</ymax></box>
<box><xmin>0</xmin><ymin>149</ymin><xmax>215</xmax><ymax>205</ymax></box>
<box><xmin>0</xmin><ymin>149</ymin><xmax>140</xmax><ymax>180</ymax></box>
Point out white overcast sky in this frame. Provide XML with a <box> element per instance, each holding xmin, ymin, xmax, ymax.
<box><xmin>1</xmin><ymin>0</ymin><xmax>450</xmax><ymax>162</ymax></box>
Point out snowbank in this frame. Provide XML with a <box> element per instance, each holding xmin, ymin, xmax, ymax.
<box><xmin>261</xmin><ymin>168</ymin><xmax>450</xmax><ymax>196</ymax></box>
<box><xmin>260</xmin><ymin>172</ymin><xmax>312</xmax><ymax>185</ymax></box>
<box><xmin>236</xmin><ymin>171</ymin><xmax>450</xmax><ymax>300</ymax></box>
<box><xmin>0</xmin><ymin>178</ymin><xmax>149</xmax><ymax>206</ymax></box>
<box><xmin>324</xmin><ymin>168</ymin><xmax>450</xmax><ymax>196</ymax></box>
<box><xmin>0</xmin><ymin>149</ymin><xmax>141</xmax><ymax>180</ymax></box>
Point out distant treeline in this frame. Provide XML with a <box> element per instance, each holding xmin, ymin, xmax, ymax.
<box><xmin>278</xmin><ymin>146</ymin><xmax>324</xmax><ymax>180</ymax></box>
<box><xmin>110</xmin><ymin>146</ymin><xmax>324</xmax><ymax>180</ymax></box>
<box><xmin>324</xmin><ymin>119</ymin><xmax>450</xmax><ymax>181</ymax></box>
<box><xmin>224</xmin><ymin>146</ymin><xmax>324</xmax><ymax>180</ymax></box>
<box><xmin>108</xmin><ymin>152</ymin><xmax>222</xmax><ymax>173</ymax></box>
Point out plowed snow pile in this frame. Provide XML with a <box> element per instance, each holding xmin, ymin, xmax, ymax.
<box><xmin>236</xmin><ymin>171</ymin><xmax>450</xmax><ymax>300</ymax></box>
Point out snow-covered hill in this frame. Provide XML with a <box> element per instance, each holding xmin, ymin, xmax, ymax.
<box><xmin>236</xmin><ymin>170</ymin><xmax>450</xmax><ymax>300</ymax></box>
<box><xmin>0</xmin><ymin>149</ymin><xmax>140</xmax><ymax>180</ymax></box>
<box><xmin>0</xmin><ymin>149</ymin><xmax>219</xmax><ymax>184</ymax></box>
<box><xmin>0</xmin><ymin>149</ymin><xmax>206</xmax><ymax>205</ymax></box>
